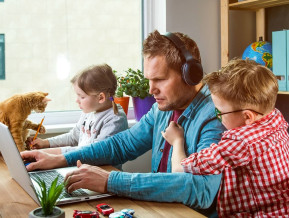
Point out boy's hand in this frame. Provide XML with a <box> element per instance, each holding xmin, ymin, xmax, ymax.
<box><xmin>161</xmin><ymin>121</ymin><xmax>184</xmax><ymax>146</ymax></box>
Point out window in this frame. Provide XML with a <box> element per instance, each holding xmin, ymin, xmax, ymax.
<box><xmin>0</xmin><ymin>0</ymin><xmax>142</xmax><ymax>112</ymax></box>
<box><xmin>0</xmin><ymin>34</ymin><xmax>4</xmax><ymax>80</ymax></box>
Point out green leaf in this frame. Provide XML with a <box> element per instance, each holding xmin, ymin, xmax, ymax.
<box><xmin>33</xmin><ymin>176</ymin><xmax>65</xmax><ymax>216</ymax></box>
<box><xmin>118</xmin><ymin>68</ymin><xmax>150</xmax><ymax>98</ymax></box>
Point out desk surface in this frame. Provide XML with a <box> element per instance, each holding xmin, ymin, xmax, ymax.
<box><xmin>0</xmin><ymin>156</ymin><xmax>205</xmax><ymax>218</ymax></box>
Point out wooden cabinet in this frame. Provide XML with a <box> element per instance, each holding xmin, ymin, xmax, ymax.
<box><xmin>220</xmin><ymin>0</ymin><xmax>289</xmax><ymax>66</ymax></box>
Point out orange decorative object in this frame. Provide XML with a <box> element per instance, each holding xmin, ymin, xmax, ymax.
<box><xmin>114</xmin><ymin>96</ymin><xmax>130</xmax><ymax>115</ymax></box>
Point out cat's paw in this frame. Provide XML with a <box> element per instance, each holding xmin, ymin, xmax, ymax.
<box><xmin>39</xmin><ymin>126</ymin><xmax>46</xmax><ymax>134</ymax></box>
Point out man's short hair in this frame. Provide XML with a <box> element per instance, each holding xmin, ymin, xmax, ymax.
<box><xmin>142</xmin><ymin>30</ymin><xmax>201</xmax><ymax>74</ymax></box>
<box><xmin>203</xmin><ymin>58</ymin><xmax>278</xmax><ymax>113</ymax></box>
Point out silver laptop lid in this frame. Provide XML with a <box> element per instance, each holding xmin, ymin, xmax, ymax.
<box><xmin>0</xmin><ymin>122</ymin><xmax>40</xmax><ymax>204</ymax></box>
<box><xmin>0</xmin><ymin>122</ymin><xmax>112</xmax><ymax>205</ymax></box>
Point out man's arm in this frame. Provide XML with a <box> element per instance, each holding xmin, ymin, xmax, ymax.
<box><xmin>62</xmin><ymin>102</ymin><xmax>224</xmax><ymax>209</ymax></box>
<box><xmin>108</xmin><ymin>171</ymin><xmax>221</xmax><ymax>208</ymax></box>
<box><xmin>105</xmin><ymin>101</ymin><xmax>224</xmax><ymax>208</ymax></box>
<box><xmin>63</xmin><ymin>107</ymin><xmax>155</xmax><ymax>167</ymax></box>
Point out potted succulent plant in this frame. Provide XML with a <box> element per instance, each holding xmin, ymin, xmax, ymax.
<box><xmin>113</xmin><ymin>70</ymin><xmax>130</xmax><ymax>115</ymax></box>
<box><xmin>118</xmin><ymin>68</ymin><xmax>155</xmax><ymax>121</ymax></box>
<box><xmin>29</xmin><ymin>176</ymin><xmax>65</xmax><ymax>218</ymax></box>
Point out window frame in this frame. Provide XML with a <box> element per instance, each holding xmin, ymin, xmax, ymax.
<box><xmin>0</xmin><ymin>34</ymin><xmax>5</xmax><ymax>80</ymax></box>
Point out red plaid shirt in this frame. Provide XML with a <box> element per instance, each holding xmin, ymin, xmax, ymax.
<box><xmin>181</xmin><ymin>109</ymin><xmax>289</xmax><ymax>217</ymax></box>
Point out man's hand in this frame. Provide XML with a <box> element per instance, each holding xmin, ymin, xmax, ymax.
<box><xmin>20</xmin><ymin>150</ymin><xmax>68</xmax><ymax>171</ymax></box>
<box><xmin>64</xmin><ymin>160</ymin><xmax>110</xmax><ymax>193</ymax></box>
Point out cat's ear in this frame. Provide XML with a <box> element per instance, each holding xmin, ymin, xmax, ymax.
<box><xmin>42</xmin><ymin>97</ymin><xmax>51</xmax><ymax>103</ymax></box>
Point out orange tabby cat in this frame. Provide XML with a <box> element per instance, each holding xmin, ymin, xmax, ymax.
<box><xmin>0</xmin><ymin>92</ymin><xmax>51</xmax><ymax>151</ymax></box>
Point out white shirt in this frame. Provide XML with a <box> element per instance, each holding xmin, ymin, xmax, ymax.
<box><xmin>48</xmin><ymin>105</ymin><xmax>128</xmax><ymax>153</ymax></box>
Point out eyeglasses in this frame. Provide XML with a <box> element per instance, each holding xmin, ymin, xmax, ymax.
<box><xmin>215</xmin><ymin>107</ymin><xmax>264</xmax><ymax>122</ymax></box>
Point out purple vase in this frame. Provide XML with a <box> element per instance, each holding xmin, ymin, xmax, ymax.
<box><xmin>132</xmin><ymin>96</ymin><xmax>156</xmax><ymax>121</ymax></box>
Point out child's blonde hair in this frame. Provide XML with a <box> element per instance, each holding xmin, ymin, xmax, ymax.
<box><xmin>71</xmin><ymin>64</ymin><xmax>119</xmax><ymax>114</ymax></box>
<box><xmin>203</xmin><ymin>58</ymin><xmax>278</xmax><ymax>113</ymax></box>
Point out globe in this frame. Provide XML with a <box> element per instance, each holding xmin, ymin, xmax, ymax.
<box><xmin>242</xmin><ymin>40</ymin><xmax>272</xmax><ymax>70</ymax></box>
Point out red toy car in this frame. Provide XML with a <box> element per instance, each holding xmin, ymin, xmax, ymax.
<box><xmin>96</xmin><ymin>203</ymin><xmax>114</xmax><ymax>216</ymax></box>
<box><xmin>73</xmin><ymin>210</ymin><xmax>99</xmax><ymax>218</ymax></box>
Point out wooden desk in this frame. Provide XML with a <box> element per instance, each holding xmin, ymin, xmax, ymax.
<box><xmin>0</xmin><ymin>156</ymin><xmax>205</xmax><ymax>218</ymax></box>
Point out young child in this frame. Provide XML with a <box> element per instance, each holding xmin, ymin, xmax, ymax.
<box><xmin>29</xmin><ymin>64</ymin><xmax>128</xmax><ymax>154</ymax></box>
<box><xmin>162</xmin><ymin>59</ymin><xmax>289</xmax><ymax>217</ymax></box>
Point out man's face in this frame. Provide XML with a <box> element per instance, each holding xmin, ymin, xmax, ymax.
<box><xmin>144</xmin><ymin>55</ymin><xmax>194</xmax><ymax>111</ymax></box>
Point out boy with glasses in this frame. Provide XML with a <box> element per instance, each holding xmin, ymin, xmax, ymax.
<box><xmin>162</xmin><ymin>58</ymin><xmax>289</xmax><ymax>217</ymax></box>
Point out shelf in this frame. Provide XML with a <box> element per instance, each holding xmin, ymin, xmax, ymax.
<box><xmin>278</xmin><ymin>91</ymin><xmax>289</xmax><ymax>95</ymax></box>
<box><xmin>229</xmin><ymin>0</ymin><xmax>289</xmax><ymax>10</ymax></box>
<box><xmin>221</xmin><ymin>1</ymin><xmax>289</xmax><ymax>93</ymax></box>
<box><xmin>221</xmin><ymin>0</ymin><xmax>289</xmax><ymax>66</ymax></box>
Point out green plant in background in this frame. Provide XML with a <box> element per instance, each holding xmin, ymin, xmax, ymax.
<box><xmin>113</xmin><ymin>70</ymin><xmax>124</xmax><ymax>98</ymax></box>
<box><xmin>116</xmin><ymin>68</ymin><xmax>151</xmax><ymax>99</ymax></box>
<box><xmin>34</xmin><ymin>176</ymin><xmax>65</xmax><ymax>216</ymax></box>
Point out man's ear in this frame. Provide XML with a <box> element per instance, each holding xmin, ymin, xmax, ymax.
<box><xmin>243</xmin><ymin>110</ymin><xmax>257</xmax><ymax>125</ymax></box>
<box><xmin>98</xmin><ymin>92</ymin><xmax>106</xmax><ymax>103</ymax></box>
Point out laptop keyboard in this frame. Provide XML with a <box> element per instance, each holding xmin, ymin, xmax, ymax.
<box><xmin>30</xmin><ymin>170</ymin><xmax>89</xmax><ymax>198</ymax></box>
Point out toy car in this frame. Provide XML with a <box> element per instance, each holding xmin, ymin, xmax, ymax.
<box><xmin>96</xmin><ymin>203</ymin><xmax>114</xmax><ymax>216</ymax></box>
<box><xmin>73</xmin><ymin>210</ymin><xmax>99</xmax><ymax>218</ymax></box>
<box><xmin>109</xmin><ymin>211</ymin><xmax>125</xmax><ymax>218</ymax></box>
<box><xmin>109</xmin><ymin>209</ymin><xmax>135</xmax><ymax>218</ymax></box>
<box><xmin>121</xmin><ymin>209</ymin><xmax>135</xmax><ymax>217</ymax></box>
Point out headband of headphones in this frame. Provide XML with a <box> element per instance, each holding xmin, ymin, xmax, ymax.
<box><xmin>162</xmin><ymin>32</ymin><xmax>203</xmax><ymax>85</ymax></box>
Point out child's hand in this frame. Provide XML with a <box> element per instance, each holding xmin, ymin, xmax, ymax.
<box><xmin>26</xmin><ymin>137</ymin><xmax>50</xmax><ymax>149</ymax></box>
<box><xmin>161</xmin><ymin>121</ymin><xmax>184</xmax><ymax>146</ymax></box>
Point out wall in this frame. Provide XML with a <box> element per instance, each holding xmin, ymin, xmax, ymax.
<box><xmin>266</xmin><ymin>4</ymin><xmax>289</xmax><ymax>43</ymax></box>
<box><xmin>166</xmin><ymin>0</ymin><xmax>221</xmax><ymax>74</ymax></box>
<box><xmin>229</xmin><ymin>10</ymin><xmax>255</xmax><ymax>59</ymax></box>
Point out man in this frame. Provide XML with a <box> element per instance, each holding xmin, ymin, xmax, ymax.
<box><xmin>21</xmin><ymin>30</ymin><xmax>225</xmax><ymax>211</ymax></box>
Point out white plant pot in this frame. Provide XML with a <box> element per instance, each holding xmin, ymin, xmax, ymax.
<box><xmin>29</xmin><ymin>206</ymin><xmax>65</xmax><ymax>218</ymax></box>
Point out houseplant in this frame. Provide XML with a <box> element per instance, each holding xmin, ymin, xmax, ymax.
<box><xmin>118</xmin><ymin>68</ymin><xmax>155</xmax><ymax>121</ymax></box>
<box><xmin>113</xmin><ymin>70</ymin><xmax>130</xmax><ymax>115</ymax></box>
<box><xmin>29</xmin><ymin>176</ymin><xmax>65</xmax><ymax>218</ymax></box>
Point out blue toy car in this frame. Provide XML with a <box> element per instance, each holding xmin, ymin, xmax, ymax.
<box><xmin>109</xmin><ymin>209</ymin><xmax>135</xmax><ymax>218</ymax></box>
<box><xmin>121</xmin><ymin>209</ymin><xmax>135</xmax><ymax>218</ymax></box>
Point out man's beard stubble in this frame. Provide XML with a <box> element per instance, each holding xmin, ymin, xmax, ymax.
<box><xmin>157</xmin><ymin>95</ymin><xmax>192</xmax><ymax>111</ymax></box>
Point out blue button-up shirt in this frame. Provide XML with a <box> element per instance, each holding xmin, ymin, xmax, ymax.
<box><xmin>64</xmin><ymin>85</ymin><xmax>225</xmax><ymax>209</ymax></box>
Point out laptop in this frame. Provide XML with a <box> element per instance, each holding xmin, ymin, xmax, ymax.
<box><xmin>0</xmin><ymin>122</ymin><xmax>111</xmax><ymax>205</ymax></box>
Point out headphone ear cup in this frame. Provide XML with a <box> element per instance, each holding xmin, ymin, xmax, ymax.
<box><xmin>182</xmin><ymin>59</ymin><xmax>203</xmax><ymax>86</ymax></box>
